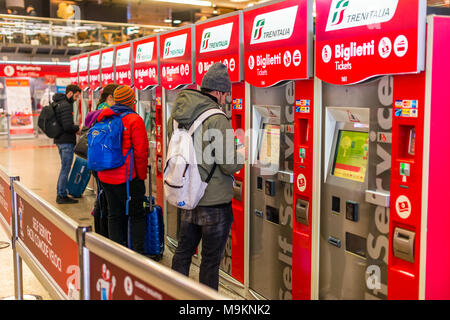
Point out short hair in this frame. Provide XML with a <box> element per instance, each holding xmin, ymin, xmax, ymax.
<box><xmin>66</xmin><ymin>84</ymin><xmax>82</xmax><ymax>95</ymax></box>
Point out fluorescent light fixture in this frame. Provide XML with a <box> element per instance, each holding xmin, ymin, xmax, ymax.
<box><xmin>164</xmin><ymin>19</ymin><xmax>172</xmax><ymax>23</ymax></box>
<box><xmin>154</xmin><ymin>0</ymin><xmax>212</xmax><ymax>7</ymax></box>
<box><xmin>173</xmin><ymin>20</ymin><xmax>182</xmax><ymax>24</ymax></box>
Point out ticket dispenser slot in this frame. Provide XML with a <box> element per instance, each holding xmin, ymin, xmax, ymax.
<box><xmin>157</xmin><ymin>157</ymin><xmax>163</xmax><ymax>173</ymax></box>
<box><xmin>393</xmin><ymin>228</ymin><xmax>415</xmax><ymax>263</ymax></box>
<box><xmin>296</xmin><ymin>199</ymin><xmax>309</xmax><ymax>226</ymax></box>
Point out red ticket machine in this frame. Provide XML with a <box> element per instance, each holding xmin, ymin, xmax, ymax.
<box><xmin>69</xmin><ymin>56</ymin><xmax>82</xmax><ymax>127</ymax></box>
<box><xmin>88</xmin><ymin>50</ymin><xmax>102</xmax><ymax>111</ymax></box>
<box><xmin>159</xmin><ymin>25</ymin><xmax>197</xmax><ymax>252</ymax></box>
<box><xmin>314</xmin><ymin>0</ymin><xmax>450</xmax><ymax>300</ymax></box>
<box><xmin>133</xmin><ymin>35</ymin><xmax>164</xmax><ymax>206</ymax></box>
<box><xmin>195</xmin><ymin>11</ymin><xmax>246</xmax><ymax>290</ymax></box>
<box><xmin>243</xmin><ymin>0</ymin><xmax>314</xmax><ymax>300</ymax></box>
<box><xmin>78</xmin><ymin>54</ymin><xmax>90</xmax><ymax>123</ymax></box>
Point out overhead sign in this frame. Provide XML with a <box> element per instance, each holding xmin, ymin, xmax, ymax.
<box><xmin>133</xmin><ymin>36</ymin><xmax>159</xmax><ymax>90</ymax></box>
<box><xmin>316</xmin><ymin>0</ymin><xmax>426</xmax><ymax>85</ymax></box>
<box><xmin>70</xmin><ymin>57</ymin><xmax>78</xmax><ymax>84</ymax></box>
<box><xmin>115</xmin><ymin>43</ymin><xmax>132</xmax><ymax>86</ymax></box>
<box><xmin>101</xmin><ymin>47</ymin><xmax>115</xmax><ymax>87</ymax></box>
<box><xmin>89</xmin><ymin>52</ymin><xmax>101</xmax><ymax>91</ymax></box>
<box><xmin>244</xmin><ymin>0</ymin><xmax>313</xmax><ymax>87</ymax></box>
<box><xmin>77</xmin><ymin>54</ymin><xmax>89</xmax><ymax>90</ymax></box>
<box><xmin>159</xmin><ymin>27</ymin><xmax>194</xmax><ymax>90</ymax></box>
<box><xmin>195</xmin><ymin>12</ymin><xmax>242</xmax><ymax>85</ymax></box>
<box><xmin>0</xmin><ymin>64</ymin><xmax>69</xmax><ymax>78</ymax></box>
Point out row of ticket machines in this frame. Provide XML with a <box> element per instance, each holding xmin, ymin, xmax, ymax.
<box><xmin>69</xmin><ymin>0</ymin><xmax>450</xmax><ymax>300</ymax></box>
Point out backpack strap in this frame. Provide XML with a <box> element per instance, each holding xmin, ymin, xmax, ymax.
<box><xmin>188</xmin><ymin>108</ymin><xmax>227</xmax><ymax>136</ymax></box>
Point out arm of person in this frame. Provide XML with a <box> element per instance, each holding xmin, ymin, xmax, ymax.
<box><xmin>130</xmin><ymin>115</ymin><xmax>149</xmax><ymax>181</ymax></box>
<box><xmin>205</xmin><ymin>114</ymin><xmax>244</xmax><ymax>176</ymax></box>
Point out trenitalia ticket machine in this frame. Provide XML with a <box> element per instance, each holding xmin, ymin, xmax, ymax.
<box><xmin>133</xmin><ymin>35</ymin><xmax>163</xmax><ymax>204</ymax></box>
<box><xmin>195</xmin><ymin>11</ymin><xmax>246</xmax><ymax>290</ymax></box>
<box><xmin>159</xmin><ymin>25</ymin><xmax>197</xmax><ymax>251</ymax></box>
<box><xmin>88</xmin><ymin>50</ymin><xmax>102</xmax><ymax>111</ymax></box>
<box><xmin>115</xmin><ymin>41</ymin><xmax>134</xmax><ymax>110</ymax></box>
<box><xmin>78</xmin><ymin>54</ymin><xmax>90</xmax><ymax>124</ymax></box>
<box><xmin>243</xmin><ymin>0</ymin><xmax>314</xmax><ymax>300</ymax></box>
<box><xmin>314</xmin><ymin>0</ymin><xmax>450</xmax><ymax>300</ymax></box>
<box><xmin>100</xmin><ymin>46</ymin><xmax>116</xmax><ymax>92</ymax></box>
<box><xmin>69</xmin><ymin>56</ymin><xmax>82</xmax><ymax>127</ymax></box>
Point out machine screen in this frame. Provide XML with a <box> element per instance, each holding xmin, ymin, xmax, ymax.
<box><xmin>258</xmin><ymin>124</ymin><xmax>280</xmax><ymax>166</ymax></box>
<box><xmin>332</xmin><ymin>130</ymin><xmax>369</xmax><ymax>182</ymax></box>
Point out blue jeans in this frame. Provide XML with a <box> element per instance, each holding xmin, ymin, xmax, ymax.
<box><xmin>56</xmin><ymin>143</ymin><xmax>74</xmax><ymax>197</ymax></box>
<box><xmin>171</xmin><ymin>203</ymin><xmax>233</xmax><ymax>290</ymax></box>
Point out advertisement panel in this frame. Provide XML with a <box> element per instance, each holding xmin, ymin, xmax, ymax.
<box><xmin>159</xmin><ymin>27</ymin><xmax>194</xmax><ymax>89</ymax></box>
<box><xmin>315</xmin><ymin>0</ymin><xmax>426</xmax><ymax>84</ymax></box>
<box><xmin>115</xmin><ymin>43</ymin><xmax>132</xmax><ymax>86</ymax></box>
<box><xmin>89</xmin><ymin>51</ymin><xmax>101</xmax><ymax>91</ymax></box>
<box><xmin>133</xmin><ymin>36</ymin><xmax>159</xmax><ymax>90</ymax></box>
<box><xmin>5</xmin><ymin>79</ymin><xmax>33</xmax><ymax>135</ymax></box>
<box><xmin>195</xmin><ymin>13</ymin><xmax>242</xmax><ymax>85</ymax></box>
<box><xmin>243</xmin><ymin>0</ymin><xmax>313</xmax><ymax>87</ymax></box>
<box><xmin>101</xmin><ymin>47</ymin><xmax>115</xmax><ymax>87</ymax></box>
<box><xmin>77</xmin><ymin>54</ymin><xmax>89</xmax><ymax>90</ymax></box>
<box><xmin>0</xmin><ymin>177</ymin><xmax>12</xmax><ymax>231</ymax></box>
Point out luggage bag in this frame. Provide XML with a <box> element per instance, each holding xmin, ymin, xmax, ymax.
<box><xmin>128</xmin><ymin>165</ymin><xmax>165</xmax><ymax>261</ymax></box>
<box><xmin>67</xmin><ymin>157</ymin><xmax>91</xmax><ymax>198</ymax></box>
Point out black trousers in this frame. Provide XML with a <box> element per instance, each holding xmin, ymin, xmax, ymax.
<box><xmin>92</xmin><ymin>171</ymin><xmax>108</xmax><ymax>238</ymax></box>
<box><xmin>101</xmin><ymin>179</ymin><xmax>146</xmax><ymax>254</ymax></box>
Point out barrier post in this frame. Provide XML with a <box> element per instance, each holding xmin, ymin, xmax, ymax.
<box><xmin>76</xmin><ymin>225</ymin><xmax>92</xmax><ymax>300</ymax></box>
<box><xmin>11</xmin><ymin>181</ymin><xmax>23</xmax><ymax>300</ymax></box>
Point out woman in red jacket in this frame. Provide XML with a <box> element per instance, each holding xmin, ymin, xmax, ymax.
<box><xmin>97</xmin><ymin>85</ymin><xmax>149</xmax><ymax>254</ymax></box>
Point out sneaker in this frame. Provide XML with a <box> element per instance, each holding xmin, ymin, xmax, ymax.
<box><xmin>56</xmin><ymin>195</ymin><xmax>79</xmax><ymax>204</ymax></box>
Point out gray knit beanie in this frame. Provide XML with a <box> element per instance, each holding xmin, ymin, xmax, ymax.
<box><xmin>200</xmin><ymin>62</ymin><xmax>231</xmax><ymax>93</ymax></box>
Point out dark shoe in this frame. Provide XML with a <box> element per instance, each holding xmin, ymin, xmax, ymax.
<box><xmin>56</xmin><ymin>196</ymin><xmax>79</xmax><ymax>204</ymax></box>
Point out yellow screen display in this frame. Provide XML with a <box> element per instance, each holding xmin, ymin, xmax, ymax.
<box><xmin>332</xmin><ymin>130</ymin><xmax>369</xmax><ymax>182</ymax></box>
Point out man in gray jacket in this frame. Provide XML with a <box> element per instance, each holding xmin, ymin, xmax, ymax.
<box><xmin>168</xmin><ymin>63</ymin><xmax>243</xmax><ymax>290</ymax></box>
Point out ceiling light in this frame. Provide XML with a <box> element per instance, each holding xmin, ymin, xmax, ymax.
<box><xmin>173</xmin><ymin>20</ymin><xmax>182</xmax><ymax>24</ymax></box>
<box><xmin>154</xmin><ymin>0</ymin><xmax>212</xmax><ymax>7</ymax></box>
<box><xmin>164</xmin><ymin>19</ymin><xmax>172</xmax><ymax>23</ymax></box>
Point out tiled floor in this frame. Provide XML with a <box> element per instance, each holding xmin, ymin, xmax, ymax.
<box><xmin>0</xmin><ymin>136</ymin><xmax>246</xmax><ymax>300</ymax></box>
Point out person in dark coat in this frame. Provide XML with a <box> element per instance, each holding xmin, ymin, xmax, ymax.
<box><xmin>53</xmin><ymin>84</ymin><xmax>82</xmax><ymax>204</ymax></box>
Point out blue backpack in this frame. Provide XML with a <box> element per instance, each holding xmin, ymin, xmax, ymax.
<box><xmin>87</xmin><ymin>111</ymin><xmax>133</xmax><ymax>172</ymax></box>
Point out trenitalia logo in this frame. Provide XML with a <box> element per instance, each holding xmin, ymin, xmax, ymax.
<box><xmin>250</xmin><ymin>5</ymin><xmax>298</xmax><ymax>45</ymax></box>
<box><xmin>199</xmin><ymin>23</ymin><xmax>233</xmax><ymax>53</ymax></box>
<box><xmin>326</xmin><ymin>0</ymin><xmax>399</xmax><ymax>31</ymax></box>
<box><xmin>116</xmin><ymin>47</ymin><xmax>130</xmax><ymax>66</ymax></box>
<box><xmin>331</xmin><ymin>0</ymin><xmax>349</xmax><ymax>25</ymax></box>
<box><xmin>163</xmin><ymin>33</ymin><xmax>187</xmax><ymax>59</ymax></box>
<box><xmin>253</xmin><ymin>19</ymin><xmax>265</xmax><ymax>40</ymax></box>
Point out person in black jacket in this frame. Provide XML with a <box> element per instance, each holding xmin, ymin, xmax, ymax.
<box><xmin>54</xmin><ymin>84</ymin><xmax>82</xmax><ymax>204</ymax></box>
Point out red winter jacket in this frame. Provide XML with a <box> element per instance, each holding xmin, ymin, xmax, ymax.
<box><xmin>97</xmin><ymin>105</ymin><xmax>149</xmax><ymax>185</ymax></box>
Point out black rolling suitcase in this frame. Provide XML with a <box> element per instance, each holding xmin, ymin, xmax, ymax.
<box><xmin>129</xmin><ymin>166</ymin><xmax>165</xmax><ymax>261</ymax></box>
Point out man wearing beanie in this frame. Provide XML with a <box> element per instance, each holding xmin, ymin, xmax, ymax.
<box><xmin>167</xmin><ymin>62</ymin><xmax>243</xmax><ymax>290</ymax></box>
<box><xmin>96</xmin><ymin>85</ymin><xmax>149</xmax><ymax>254</ymax></box>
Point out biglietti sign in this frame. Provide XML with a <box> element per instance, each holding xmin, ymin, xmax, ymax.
<box><xmin>133</xmin><ymin>36</ymin><xmax>159</xmax><ymax>90</ymax></box>
<box><xmin>115</xmin><ymin>43</ymin><xmax>132</xmax><ymax>86</ymax></box>
<box><xmin>244</xmin><ymin>0</ymin><xmax>313</xmax><ymax>87</ymax></box>
<box><xmin>160</xmin><ymin>27</ymin><xmax>194</xmax><ymax>89</ymax></box>
<box><xmin>316</xmin><ymin>0</ymin><xmax>426</xmax><ymax>85</ymax></box>
<box><xmin>101</xmin><ymin>47</ymin><xmax>115</xmax><ymax>86</ymax></box>
<box><xmin>195</xmin><ymin>13</ymin><xmax>242</xmax><ymax>85</ymax></box>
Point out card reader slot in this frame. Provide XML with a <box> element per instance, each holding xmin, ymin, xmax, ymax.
<box><xmin>328</xmin><ymin>236</ymin><xmax>341</xmax><ymax>248</ymax></box>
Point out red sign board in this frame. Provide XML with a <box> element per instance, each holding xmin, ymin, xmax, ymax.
<box><xmin>89</xmin><ymin>252</ymin><xmax>174</xmax><ymax>300</ymax></box>
<box><xmin>316</xmin><ymin>0</ymin><xmax>426</xmax><ymax>85</ymax></box>
<box><xmin>195</xmin><ymin>13</ymin><xmax>242</xmax><ymax>85</ymax></box>
<box><xmin>89</xmin><ymin>51</ymin><xmax>101</xmax><ymax>91</ymax></box>
<box><xmin>244</xmin><ymin>0</ymin><xmax>313</xmax><ymax>87</ymax></box>
<box><xmin>0</xmin><ymin>64</ymin><xmax>69</xmax><ymax>79</ymax></box>
<box><xmin>115</xmin><ymin>43</ymin><xmax>132</xmax><ymax>86</ymax></box>
<box><xmin>17</xmin><ymin>194</ymin><xmax>80</xmax><ymax>299</ymax></box>
<box><xmin>133</xmin><ymin>36</ymin><xmax>159</xmax><ymax>90</ymax></box>
<box><xmin>77</xmin><ymin>54</ymin><xmax>89</xmax><ymax>90</ymax></box>
<box><xmin>70</xmin><ymin>57</ymin><xmax>78</xmax><ymax>84</ymax></box>
<box><xmin>101</xmin><ymin>47</ymin><xmax>115</xmax><ymax>87</ymax></box>
<box><xmin>160</xmin><ymin>27</ymin><xmax>194</xmax><ymax>90</ymax></box>
<box><xmin>0</xmin><ymin>178</ymin><xmax>12</xmax><ymax>231</ymax></box>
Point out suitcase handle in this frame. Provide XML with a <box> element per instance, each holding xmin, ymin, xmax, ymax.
<box><xmin>74</xmin><ymin>173</ymin><xmax>82</xmax><ymax>184</ymax></box>
<box><xmin>148</xmin><ymin>165</ymin><xmax>153</xmax><ymax>212</ymax></box>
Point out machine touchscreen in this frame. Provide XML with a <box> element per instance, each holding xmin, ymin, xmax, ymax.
<box><xmin>258</xmin><ymin>124</ymin><xmax>280</xmax><ymax>167</ymax></box>
<box><xmin>332</xmin><ymin>130</ymin><xmax>369</xmax><ymax>182</ymax></box>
